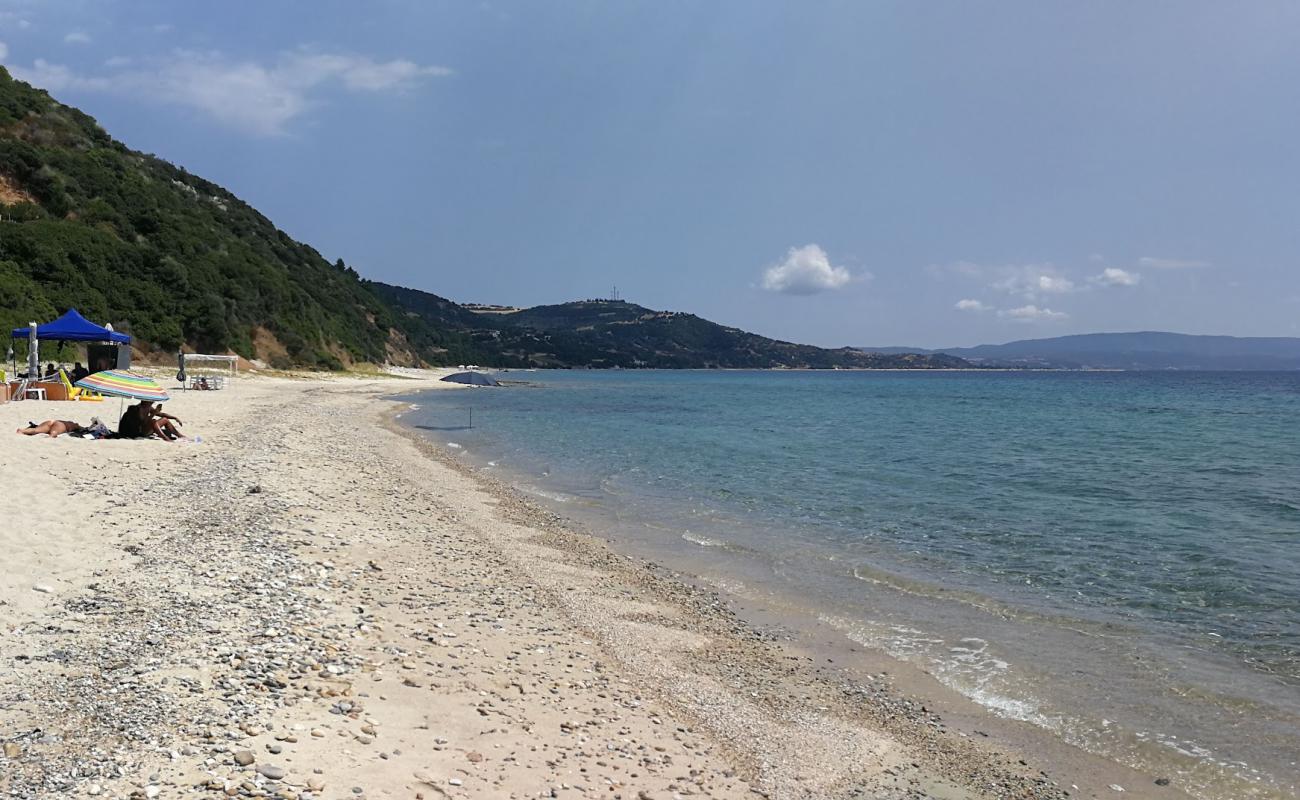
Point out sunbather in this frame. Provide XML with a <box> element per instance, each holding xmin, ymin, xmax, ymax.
<box><xmin>119</xmin><ymin>400</ymin><xmax>186</xmax><ymax>441</ymax></box>
<box><xmin>17</xmin><ymin>419</ymin><xmax>88</xmax><ymax>438</ymax></box>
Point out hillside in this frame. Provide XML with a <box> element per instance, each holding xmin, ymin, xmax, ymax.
<box><xmin>363</xmin><ymin>281</ymin><xmax>534</xmax><ymax>368</ymax></box>
<box><xmin>374</xmin><ymin>289</ymin><xmax>971</xmax><ymax>369</ymax></box>
<box><xmin>861</xmin><ymin>332</ymin><xmax>1300</xmax><ymax>370</ymax></box>
<box><xmin>0</xmin><ymin>66</ymin><xmax>967</xmax><ymax>371</ymax></box>
<box><xmin>0</xmin><ymin>66</ymin><xmax>428</xmax><ymax>369</ymax></box>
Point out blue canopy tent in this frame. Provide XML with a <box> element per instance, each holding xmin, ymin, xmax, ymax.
<box><xmin>10</xmin><ymin>309</ymin><xmax>131</xmax><ymax>380</ymax></box>
<box><xmin>11</xmin><ymin>309</ymin><xmax>131</xmax><ymax>344</ymax></box>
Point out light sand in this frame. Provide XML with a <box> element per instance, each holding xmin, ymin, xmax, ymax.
<box><xmin>0</xmin><ymin>373</ymin><xmax>1174</xmax><ymax>799</ymax></box>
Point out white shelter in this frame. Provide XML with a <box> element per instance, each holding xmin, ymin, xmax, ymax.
<box><xmin>182</xmin><ymin>354</ymin><xmax>238</xmax><ymax>375</ymax></box>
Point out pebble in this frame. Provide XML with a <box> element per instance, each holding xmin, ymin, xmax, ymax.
<box><xmin>259</xmin><ymin>764</ymin><xmax>287</xmax><ymax>780</ymax></box>
<box><xmin>233</xmin><ymin>750</ymin><xmax>255</xmax><ymax>766</ymax></box>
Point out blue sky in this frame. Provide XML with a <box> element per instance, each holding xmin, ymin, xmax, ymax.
<box><xmin>2</xmin><ymin>1</ymin><xmax>1298</xmax><ymax>348</ymax></box>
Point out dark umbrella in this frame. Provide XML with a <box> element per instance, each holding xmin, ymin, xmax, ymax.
<box><xmin>440</xmin><ymin>371</ymin><xmax>500</xmax><ymax>386</ymax></box>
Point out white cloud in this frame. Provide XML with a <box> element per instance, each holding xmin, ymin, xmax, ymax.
<box><xmin>277</xmin><ymin>52</ymin><xmax>451</xmax><ymax>91</ymax></box>
<box><xmin>0</xmin><ymin>12</ymin><xmax>32</xmax><ymax>31</ymax></box>
<box><xmin>954</xmin><ymin>298</ymin><xmax>991</xmax><ymax>312</ymax></box>
<box><xmin>64</xmin><ymin>31</ymin><xmax>91</xmax><ymax>45</ymax></box>
<box><xmin>991</xmin><ymin>264</ymin><xmax>1075</xmax><ymax>298</ymax></box>
<box><xmin>1138</xmin><ymin>256</ymin><xmax>1210</xmax><ymax>270</ymax></box>
<box><xmin>1037</xmin><ymin>274</ymin><xmax>1075</xmax><ymax>293</ymax></box>
<box><xmin>998</xmin><ymin>304</ymin><xmax>1068</xmax><ymax>322</ymax></box>
<box><xmin>760</xmin><ymin>244</ymin><xmax>854</xmax><ymax>295</ymax></box>
<box><xmin>8</xmin><ymin>48</ymin><xmax>454</xmax><ymax>136</ymax></box>
<box><xmin>11</xmin><ymin>59</ymin><xmax>111</xmax><ymax>91</ymax></box>
<box><xmin>1093</xmin><ymin>267</ymin><xmax>1140</xmax><ymax>287</ymax></box>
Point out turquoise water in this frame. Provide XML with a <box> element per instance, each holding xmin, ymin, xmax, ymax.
<box><xmin>399</xmin><ymin>370</ymin><xmax>1300</xmax><ymax>798</ymax></box>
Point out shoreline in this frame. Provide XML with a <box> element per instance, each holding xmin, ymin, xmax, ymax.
<box><xmin>390</xmin><ymin>388</ymin><xmax>1215</xmax><ymax>800</ymax></box>
<box><xmin>0</xmin><ymin>374</ymin><xmax>1193</xmax><ymax>799</ymax></box>
<box><xmin>397</xmin><ymin>368</ymin><xmax>1300</xmax><ymax>800</ymax></box>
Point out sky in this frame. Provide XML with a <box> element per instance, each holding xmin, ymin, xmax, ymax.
<box><xmin>2</xmin><ymin>1</ymin><xmax>1299</xmax><ymax>348</ymax></box>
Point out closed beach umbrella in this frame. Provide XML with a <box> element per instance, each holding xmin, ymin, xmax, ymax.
<box><xmin>75</xmin><ymin>370</ymin><xmax>171</xmax><ymax>401</ymax></box>
<box><xmin>440</xmin><ymin>371</ymin><xmax>500</xmax><ymax>386</ymax></box>
<box><xmin>27</xmin><ymin>322</ymin><xmax>38</xmax><ymax>378</ymax></box>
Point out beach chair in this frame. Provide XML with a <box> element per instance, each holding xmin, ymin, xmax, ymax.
<box><xmin>60</xmin><ymin>369</ymin><xmax>104</xmax><ymax>401</ymax></box>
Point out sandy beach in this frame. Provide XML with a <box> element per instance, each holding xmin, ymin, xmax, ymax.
<box><xmin>0</xmin><ymin>373</ymin><xmax>1185</xmax><ymax>800</ymax></box>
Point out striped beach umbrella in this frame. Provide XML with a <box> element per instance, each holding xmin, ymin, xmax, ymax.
<box><xmin>75</xmin><ymin>370</ymin><xmax>170</xmax><ymax>402</ymax></box>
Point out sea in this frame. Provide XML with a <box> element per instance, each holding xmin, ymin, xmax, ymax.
<box><xmin>396</xmin><ymin>370</ymin><xmax>1299</xmax><ymax>799</ymax></box>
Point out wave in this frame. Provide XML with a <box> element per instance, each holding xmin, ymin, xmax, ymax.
<box><xmin>848</xmin><ymin>563</ymin><xmax>1146</xmax><ymax>642</ymax></box>
<box><xmin>818</xmin><ymin>613</ymin><xmax>1280</xmax><ymax>799</ymax></box>
<box><xmin>682</xmin><ymin>531</ymin><xmax>726</xmax><ymax>548</ymax></box>
<box><xmin>519</xmin><ymin>485</ymin><xmax>576</xmax><ymax>504</ymax></box>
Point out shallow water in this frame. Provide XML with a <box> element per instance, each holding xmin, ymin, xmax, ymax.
<box><xmin>398</xmin><ymin>370</ymin><xmax>1300</xmax><ymax>798</ymax></box>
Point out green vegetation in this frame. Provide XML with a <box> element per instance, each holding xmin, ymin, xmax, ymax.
<box><xmin>0</xmin><ymin>66</ymin><xmax>404</xmax><ymax>369</ymax></box>
<box><xmin>373</xmin><ymin>290</ymin><xmax>970</xmax><ymax>369</ymax></box>
<box><xmin>0</xmin><ymin>67</ymin><xmax>969</xmax><ymax>371</ymax></box>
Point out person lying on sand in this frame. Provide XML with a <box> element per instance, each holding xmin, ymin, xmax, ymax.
<box><xmin>118</xmin><ymin>400</ymin><xmax>186</xmax><ymax>441</ymax></box>
<box><xmin>17</xmin><ymin>419</ymin><xmax>89</xmax><ymax>438</ymax></box>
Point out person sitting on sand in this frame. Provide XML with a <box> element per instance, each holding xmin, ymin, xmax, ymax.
<box><xmin>17</xmin><ymin>419</ymin><xmax>89</xmax><ymax>438</ymax></box>
<box><xmin>118</xmin><ymin>400</ymin><xmax>186</xmax><ymax>441</ymax></box>
<box><xmin>70</xmin><ymin>362</ymin><xmax>90</xmax><ymax>383</ymax></box>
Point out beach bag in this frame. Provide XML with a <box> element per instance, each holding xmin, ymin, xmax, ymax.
<box><xmin>83</xmin><ymin>418</ymin><xmax>112</xmax><ymax>439</ymax></box>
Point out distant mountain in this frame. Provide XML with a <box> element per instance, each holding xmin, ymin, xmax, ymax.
<box><xmin>376</xmin><ymin>290</ymin><xmax>971</xmax><ymax>369</ymax></box>
<box><xmin>856</xmin><ymin>345</ymin><xmax>941</xmax><ymax>356</ymax></box>
<box><xmin>861</xmin><ymin>332</ymin><xmax>1300</xmax><ymax>370</ymax></box>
